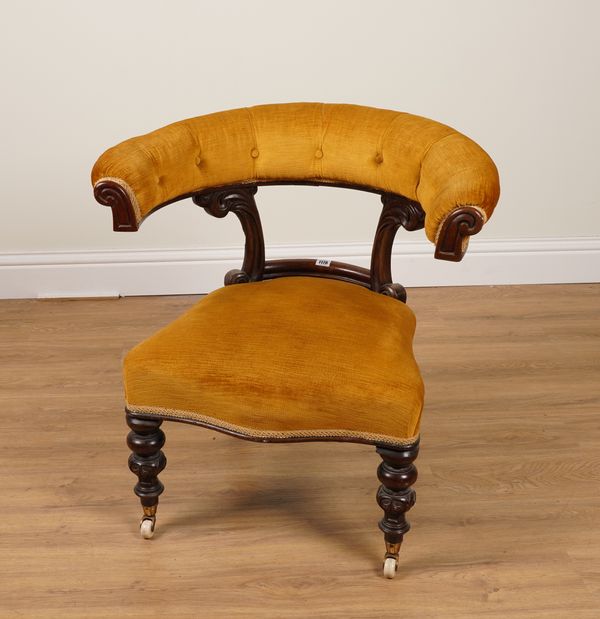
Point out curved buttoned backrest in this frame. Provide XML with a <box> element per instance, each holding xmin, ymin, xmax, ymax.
<box><xmin>91</xmin><ymin>103</ymin><xmax>499</xmax><ymax>243</ymax></box>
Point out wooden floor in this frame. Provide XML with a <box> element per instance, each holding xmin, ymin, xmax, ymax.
<box><xmin>1</xmin><ymin>283</ymin><xmax>599</xmax><ymax>618</ymax></box>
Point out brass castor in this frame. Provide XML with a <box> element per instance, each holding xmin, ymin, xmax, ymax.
<box><xmin>139</xmin><ymin>505</ymin><xmax>157</xmax><ymax>539</ymax></box>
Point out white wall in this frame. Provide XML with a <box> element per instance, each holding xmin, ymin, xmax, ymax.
<box><xmin>1</xmin><ymin>0</ymin><xmax>599</xmax><ymax>296</ymax></box>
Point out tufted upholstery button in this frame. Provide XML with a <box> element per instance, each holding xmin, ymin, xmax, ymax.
<box><xmin>92</xmin><ymin>103</ymin><xmax>500</xmax><ymax>246</ymax></box>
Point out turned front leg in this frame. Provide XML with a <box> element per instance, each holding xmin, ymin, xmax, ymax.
<box><xmin>126</xmin><ymin>412</ymin><xmax>167</xmax><ymax>538</ymax></box>
<box><xmin>376</xmin><ymin>441</ymin><xmax>419</xmax><ymax>578</ymax></box>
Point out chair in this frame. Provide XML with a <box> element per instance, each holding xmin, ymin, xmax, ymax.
<box><xmin>91</xmin><ymin>103</ymin><xmax>500</xmax><ymax>578</ymax></box>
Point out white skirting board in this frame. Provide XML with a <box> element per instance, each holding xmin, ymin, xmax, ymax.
<box><xmin>1</xmin><ymin>237</ymin><xmax>599</xmax><ymax>299</ymax></box>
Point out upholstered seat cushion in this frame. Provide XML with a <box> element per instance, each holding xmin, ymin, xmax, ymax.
<box><xmin>124</xmin><ymin>277</ymin><xmax>424</xmax><ymax>447</ymax></box>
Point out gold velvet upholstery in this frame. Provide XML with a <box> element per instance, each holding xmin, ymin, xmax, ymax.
<box><xmin>91</xmin><ymin>104</ymin><xmax>503</xmax><ymax>571</ymax></box>
<box><xmin>91</xmin><ymin>102</ymin><xmax>500</xmax><ymax>243</ymax></box>
<box><xmin>125</xmin><ymin>277</ymin><xmax>423</xmax><ymax>447</ymax></box>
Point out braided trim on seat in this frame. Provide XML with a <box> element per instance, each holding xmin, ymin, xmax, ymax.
<box><xmin>126</xmin><ymin>404</ymin><xmax>420</xmax><ymax>448</ymax></box>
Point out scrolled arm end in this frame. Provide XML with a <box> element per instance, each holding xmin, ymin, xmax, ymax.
<box><xmin>434</xmin><ymin>206</ymin><xmax>486</xmax><ymax>262</ymax></box>
<box><xmin>93</xmin><ymin>178</ymin><xmax>140</xmax><ymax>232</ymax></box>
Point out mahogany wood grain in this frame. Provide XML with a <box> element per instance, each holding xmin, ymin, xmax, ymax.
<box><xmin>126</xmin><ymin>414</ymin><xmax>166</xmax><ymax>510</ymax></box>
<box><xmin>370</xmin><ymin>193</ymin><xmax>424</xmax><ymax>301</ymax></box>
<box><xmin>190</xmin><ymin>183</ymin><xmax>418</xmax><ymax>297</ymax></box>
<box><xmin>92</xmin><ymin>178</ymin><xmax>478</xmax><ymax>269</ymax></box>
<box><xmin>93</xmin><ymin>180</ymin><xmax>139</xmax><ymax>231</ymax></box>
<box><xmin>263</xmin><ymin>259</ymin><xmax>371</xmax><ymax>288</ymax></box>
<box><xmin>433</xmin><ymin>206</ymin><xmax>485</xmax><ymax>261</ymax></box>
<box><xmin>376</xmin><ymin>442</ymin><xmax>419</xmax><ymax>545</ymax></box>
<box><xmin>192</xmin><ymin>185</ymin><xmax>265</xmax><ymax>284</ymax></box>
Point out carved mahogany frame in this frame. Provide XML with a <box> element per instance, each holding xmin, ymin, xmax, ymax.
<box><xmin>93</xmin><ymin>179</ymin><xmax>483</xmax><ymax>276</ymax></box>
<box><xmin>94</xmin><ymin>180</ymin><xmax>139</xmax><ymax>232</ymax></box>
<box><xmin>102</xmin><ymin>179</ymin><xmax>434</xmax><ymax>572</ymax></box>
<box><xmin>434</xmin><ymin>206</ymin><xmax>485</xmax><ymax>262</ymax></box>
<box><xmin>192</xmin><ymin>186</ymin><xmax>265</xmax><ymax>285</ymax></box>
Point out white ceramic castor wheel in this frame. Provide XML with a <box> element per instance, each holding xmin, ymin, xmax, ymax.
<box><xmin>140</xmin><ymin>518</ymin><xmax>155</xmax><ymax>539</ymax></box>
<box><xmin>383</xmin><ymin>557</ymin><xmax>398</xmax><ymax>579</ymax></box>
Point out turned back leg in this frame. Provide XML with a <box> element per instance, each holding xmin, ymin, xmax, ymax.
<box><xmin>376</xmin><ymin>441</ymin><xmax>419</xmax><ymax>578</ymax></box>
<box><xmin>126</xmin><ymin>412</ymin><xmax>167</xmax><ymax>538</ymax></box>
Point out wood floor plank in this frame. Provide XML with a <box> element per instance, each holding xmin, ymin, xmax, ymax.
<box><xmin>1</xmin><ymin>283</ymin><xmax>599</xmax><ymax>617</ymax></box>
